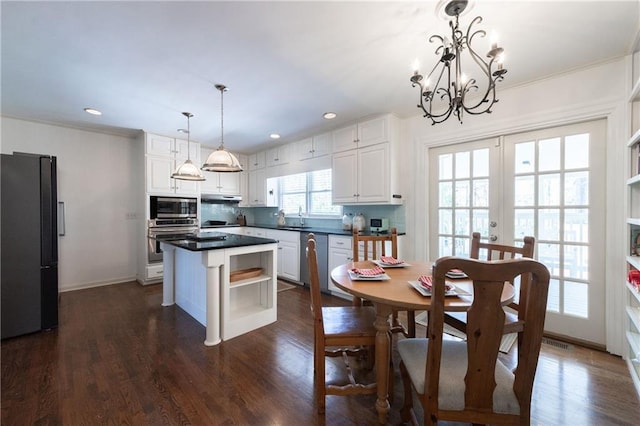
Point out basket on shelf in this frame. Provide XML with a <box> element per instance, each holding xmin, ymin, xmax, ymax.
<box><xmin>230</xmin><ymin>267</ymin><xmax>262</xmax><ymax>282</ymax></box>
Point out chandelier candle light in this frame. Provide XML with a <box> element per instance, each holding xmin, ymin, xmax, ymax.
<box><xmin>201</xmin><ymin>84</ymin><xmax>243</xmax><ymax>173</ymax></box>
<box><xmin>410</xmin><ymin>0</ymin><xmax>507</xmax><ymax>125</ymax></box>
<box><xmin>172</xmin><ymin>112</ymin><xmax>205</xmax><ymax>181</ymax></box>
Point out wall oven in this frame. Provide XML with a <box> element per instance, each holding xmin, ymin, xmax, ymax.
<box><xmin>150</xmin><ymin>196</ymin><xmax>197</xmax><ymax>219</ymax></box>
<box><xmin>147</xmin><ymin>218</ymin><xmax>198</xmax><ymax>263</ymax></box>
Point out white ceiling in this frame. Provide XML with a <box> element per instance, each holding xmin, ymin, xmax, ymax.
<box><xmin>1</xmin><ymin>1</ymin><xmax>638</xmax><ymax>153</ymax></box>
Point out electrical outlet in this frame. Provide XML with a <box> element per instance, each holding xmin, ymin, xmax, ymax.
<box><xmin>126</xmin><ymin>212</ymin><xmax>138</xmax><ymax>220</ymax></box>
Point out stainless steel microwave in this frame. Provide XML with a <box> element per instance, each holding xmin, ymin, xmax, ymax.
<box><xmin>150</xmin><ymin>196</ymin><xmax>197</xmax><ymax>219</ymax></box>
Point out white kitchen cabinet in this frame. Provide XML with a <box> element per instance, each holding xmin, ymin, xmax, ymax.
<box><xmin>145</xmin><ymin>133</ymin><xmax>200</xmax><ymax>196</ymax></box>
<box><xmin>266</xmin><ymin>144</ymin><xmax>290</xmax><ymax>167</ymax></box>
<box><xmin>248</xmin><ymin>151</ymin><xmax>266</xmax><ymax>171</ymax></box>
<box><xmin>331</xmin><ymin>115</ymin><xmax>401</xmax><ymax>205</ymax></box>
<box><xmin>332</xmin><ymin>115</ymin><xmax>391</xmax><ymax>153</ymax></box>
<box><xmin>332</xmin><ymin>142</ymin><xmax>392</xmax><ymax>204</ymax></box>
<box><xmin>327</xmin><ymin>235</ymin><xmax>353</xmax><ymax>299</ymax></box>
<box><xmin>296</xmin><ymin>132</ymin><xmax>330</xmax><ymax>161</ymax></box>
<box><xmin>200</xmin><ymin>147</ymin><xmax>241</xmax><ymax>195</ymax></box>
<box><xmin>248</xmin><ymin>171</ymin><xmax>278</xmax><ymax>207</ymax></box>
<box><xmin>267</xmin><ymin>229</ymin><xmax>300</xmax><ymax>282</ymax></box>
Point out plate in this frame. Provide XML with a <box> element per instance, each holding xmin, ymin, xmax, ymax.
<box><xmin>348</xmin><ymin>270</ymin><xmax>390</xmax><ymax>281</ymax></box>
<box><xmin>445</xmin><ymin>269</ymin><xmax>468</xmax><ymax>279</ymax></box>
<box><xmin>373</xmin><ymin>259</ymin><xmax>410</xmax><ymax>268</ymax></box>
<box><xmin>408</xmin><ymin>280</ymin><xmax>458</xmax><ymax>297</ymax></box>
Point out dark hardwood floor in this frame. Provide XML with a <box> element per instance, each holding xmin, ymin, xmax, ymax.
<box><xmin>2</xmin><ymin>281</ymin><xmax>639</xmax><ymax>425</ymax></box>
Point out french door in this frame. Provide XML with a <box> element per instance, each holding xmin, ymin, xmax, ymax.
<box><xmin>428</xmin><ymin>120</ymin><xmax>606</xmax><ymax>345</ymax></box>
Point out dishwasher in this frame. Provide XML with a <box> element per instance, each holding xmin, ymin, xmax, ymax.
<box><xmin>299</xmin><ymin>232</ymin><xmax>329</xmax><ymax>294</ymax></box>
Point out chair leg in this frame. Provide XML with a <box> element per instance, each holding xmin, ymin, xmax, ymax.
<box><xmin>399</xmin><ymin>360</ymin><xmax>413</xmax><ymax>423</ymax></box>
<box><xmin>352</xmin><ymin>295</ymin><xmax>363</xmax><ymax>307</ymax></box>
<box><xmin>407</xmin><ymin>310</ymin><xmax>416</xmax><ymax>338</ymax></box>
<box><xmin>316</xmin><ymin>343</ymin><xmax>326</xmax><ymax>414</ymax></box>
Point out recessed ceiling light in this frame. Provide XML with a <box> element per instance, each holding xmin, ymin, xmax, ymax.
<box><xmin>84</xmin><ymin>107</ymin><xmax>102</xmax><ymax>116</ymax></box>
<box><xmin>177</xmin><ymin>128</ymin><xmax>189</xmax><ymax>134</ymax></box>
<box><xmin>270</xmin><ymin>133</ymin><xmax>281</xmax><ymax>139</ymax></box>
<box><xmin>323</xmin><ymin>112</ymin><xmax>337</xmax><ymax>120</ymax></box>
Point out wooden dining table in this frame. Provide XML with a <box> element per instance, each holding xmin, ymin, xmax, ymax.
<box><xmin>330</xmin><ymin>260</ymin><xmax>515</xmax><ymax>425</ymax></box>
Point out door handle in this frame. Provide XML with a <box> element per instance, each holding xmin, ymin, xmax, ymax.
<box><xmin>58</xmin><ymin>202</ymin><xmax>66</xmax><ymax>236</ymax></box>
<box><xmin>490</xmin><ymin>234</ymin><xmax>498</xmax><ymax>242</ymax></box>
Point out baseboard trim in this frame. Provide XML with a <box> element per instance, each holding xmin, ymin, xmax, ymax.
<box><xmin>59</xmin><ymin>277</ymin><xmax>137</xmax><ymax>293</ymax></box>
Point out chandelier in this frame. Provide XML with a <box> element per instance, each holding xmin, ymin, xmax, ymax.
<box><xmin>410</xmin><ymin>0</ymin><xmax>507</xmax><ymax>125</ymax></box>
<box><xmin>202</xmin><ymin>84</ymin><xmax>243</xmax><ymax>173</ymax></box>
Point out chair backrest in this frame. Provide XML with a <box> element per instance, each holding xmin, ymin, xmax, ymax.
<box><xmin>471</xmin><ymin>232</ymin><xmax>535</xmax><ymax>260</ymax></box>
<box><xmin>470</xmin><ymin>232</ymin><xmax>535</xmax><ymax>310</ymax></box>
<box><xmin>306</xmin><ymin>234</ymin><xmax>323</xmax><ymax>325</ymax></box>
<box><xmin>352</xmin><ymin>227</ymin><xmax>398</xmax><ymax>261</ymax></box>
<box><xmin>427</xmin><ymin>256</ymin><xmax>550</xmax><ymax>418</ymax></box>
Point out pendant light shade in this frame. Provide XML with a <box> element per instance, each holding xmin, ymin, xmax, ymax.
<box><xmin>172</xmin><ymin>112</ymin><xmax>205</xmax><ymax>181</ymax></box>
<box><xmin>202</xmin><ymin>84</ymin><xmax>243</xmax><ymax>173</ymax></box>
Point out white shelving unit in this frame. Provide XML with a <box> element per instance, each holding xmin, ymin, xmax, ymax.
<box><xmin>625</xmin><ymin>48</ymin><xmax>640</xmax><ymax>396</ymax></box>
<box><xmin>222</xmin><ymin>244</ymin><xmax>277</xmax><ymax>341</ymax></box>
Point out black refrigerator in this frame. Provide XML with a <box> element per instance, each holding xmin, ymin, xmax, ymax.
<box><xmin>1</xmin><ymin>152</ymin><xmax>59</xmax><ymax>339</ymax></box>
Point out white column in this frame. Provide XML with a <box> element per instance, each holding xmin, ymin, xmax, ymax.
<box><xmin>160</xmin><ymin>242</ymin><xmax>175</xmax><ymax>307</ymax></box>
<box><xmin>202</xmin><ymin>250</ymin><xmax>225</xmax><ymax>346</ymax></box>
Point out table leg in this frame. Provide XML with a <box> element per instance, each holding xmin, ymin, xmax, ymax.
<box><xmin>373</xmin><ymin>302</ymin><xmax>393</xmax><ymax>424</ymax></box>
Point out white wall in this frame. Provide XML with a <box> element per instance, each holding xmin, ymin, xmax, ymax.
<box><xmin>400</xmin><ymin>57</ymin><xmax>629</xmax><ymax>354</ymax></box>
<box><xmin>1</xmin><ymin>117</ymin><xmax>142</xmax><ymax>291</ymax></box>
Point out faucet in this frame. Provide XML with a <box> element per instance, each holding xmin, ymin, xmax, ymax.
<box><xmin>298</xmin><ymin>206</ymin><xmax>305</xmax><ymax>226</ymax></box>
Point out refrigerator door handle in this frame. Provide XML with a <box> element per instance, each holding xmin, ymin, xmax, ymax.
<box><xmin>58</xmin><ymin>201</ymin><xmax>65</xmax><ymax>236</ymax></box>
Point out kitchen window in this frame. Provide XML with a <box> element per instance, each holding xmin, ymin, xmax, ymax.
<box><xmin>279</xmin><ymin>169</ymin><xmax>341</xmax><ymax>216</ymax></box>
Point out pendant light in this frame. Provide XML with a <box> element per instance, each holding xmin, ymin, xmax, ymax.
<box><xmin>171</xmin><ymin>112</ymin><xmax>205</xmax><ymax>181</ymax></box>
<box><xmin>201</xmin><ymin>84</ymin><xmax>243</xmax><ymax>173</ymax></box>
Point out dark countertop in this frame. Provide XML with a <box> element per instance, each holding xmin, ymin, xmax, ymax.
<box><xmin>156</xmin><ymin>231</ymin><xmax>277</xmax><ymax>252</ymax></box>
<box><xmin>198</xmin><ymin>223</ymin><xmax>405</xmax><ymax>236</ymax></box>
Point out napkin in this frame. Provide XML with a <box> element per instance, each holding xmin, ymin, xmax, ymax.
<box><xmin>418</xmin><ymin>275</ymin><xmax>454</xmax><ymax>292</ymax></box>
<box><xmin>379</xmin><ymin>256</ymin><xmax>404</xmax><ymax>265</ymax></box>
<box><xmin>351</xmin><ymin>266</ymin><xmax>385</xmax><ymax>276</ymax></box>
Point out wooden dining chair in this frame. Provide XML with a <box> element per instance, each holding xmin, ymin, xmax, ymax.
<box><xmin>352</xmin><ymin>228</ymin><xmax>416</xmax><ymax>338</ymax></box>
<box><xmin>306</xmin><ymin>234</ymin><xmax>379</xmax><ymax>414</ymax></box>
<box><xmin>444</xmin><ymin>232</ymin><xmax>535</xmax><ymax>340</ymax></box>
<box><xmin>397</xmin><ymin>256</ymin><xmax>550</xmax><ymax>425</ymax></box>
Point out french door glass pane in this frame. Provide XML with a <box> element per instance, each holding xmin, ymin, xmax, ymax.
<box><xmin>440</xmin><ymin>154</ymin><xmax>453</xmax><ymax>179</ymax></box>
<box><xmin>455</xmin><ymin>180</ymin><xmax>470</xmax><ymax>206</ymax></box>
<box><xmin>455</xmin><ymin>152</ymin><xmax>470</xmax><ymax>178</ymax></box>
<box><xmin>439</xmin><ymin>236</ymin><xmax>453</xmax><ymax>256</ymax></box>
<box><xmin>547</xmin><ymin>279</ymin><xmax>560</xmax><ymax>312</ymax></box>
<box><xmin>514</xmin><ymin>208</ymin><xmax>535</xmax><ymax>239</ymax></box>
<box><xmin>515</xmin><ymin>176</ymin><xmax>535</xmax><ymax>206</ymax></box>
<box><xmin>538</xmin><ymin>138</ymin><xmax>561</xmax><ymax>171</ymax></box>
<box><xmin>439</xmin><ymin>182</ymin><xmax>452</xmax><ymax>207</ymax></box>
<box><xmin>439</xmin><ymin>209</ymin><xmax>452</xmax><ymax>234</ymax></box>
<box><xmin>515</xmin><ymin>141</ymin><xmax>535</xmax><ymax>173</ymax></box>
<box><xmin>473</xmin><ymin>209</ymin><xmax>489</xmax><ymax>237</ymax></box>
<box><xmin>564</xmin><ymin>244</ymin><xmax>589</xmax><ymax>280</ymax></box>
<box><xmin>565</xmin><ymin>134</ymin><xmax>589</xmax><ymax>169</ymax></box>
<box><xmin>564</xmin><ymin>281</ymin><xmax>588</xmax><ymax>318</ymax></box>
<box><xmin>565</xmin><ymin>208</ymin><xmax>588</xmax><ymax>242</ymax></box>
<box><xmin>539</xmin><ymin>243</ymin><xmax>560</xmax><ymax>275</ymax></box>
<box><xmin>538</xmin><ymin>209</ymin><xmax>560</xmax><ymax>240</ymax></box>
<box><xmin>565</xmin><ymin>171</ymin><xmax>589</xmax><ymax>205</ymax></box>
<box><xmin>455</xmin><ymin>209</ymin><xmax>470</xmax><ymax>236</ymax></box>
<box><xmin>473</xmin><ymin>149</ymin><xmax>489</xmax><ymax>176</ymax></box>
<box><xmin>538</xmin><ymin>173</ymin><xmax>560</xmax><ymax>205</ymax></box>
<box><xmin>473</xmin><ymin>179</ymin><xmax>489</xmax><ymax>206</ymax></box>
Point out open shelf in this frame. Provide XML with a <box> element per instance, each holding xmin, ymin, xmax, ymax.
<box><xmin>627</xmin><ymin>174</ymin><xmax>640</xmax><ymax>186</ymax></box>
<box><xmin>627</xmin><ymin>305</ymin><xmax>640</xmax><ymax>333</ymax></box>
<box><xmin>229</xmin><ymin>274</ymin><xmax>271</xmax><ymax>289</ymax></box>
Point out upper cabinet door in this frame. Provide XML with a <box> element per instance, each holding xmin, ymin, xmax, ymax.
<box><xmin>266</xmin><ymin>145</ymin><xmax>290</xmax><ymax>167</ymax></box>
<box><xmin>146</xmin><ymin>134</ymin><xmax>174</xmax><ymax>156</ymax></box>
<box><xmin>311</xmin><ymin>133</ymin><xmax>330</xmax><ymax>157</ymax></box>
<box><xmin>357</xmin><ymin>116</ymin><xmax>389</xmax><ymax>148</ymax></box>
<box><xmin>174</xmin><ymin>139</ymin><xmax>200</xmax><ymax>161</ymax></box>
<box><xmin>249</xmin><ymin>151</ymin><xmax>266</xmax><ymax>170</ymax></box>
<box><xmin>332</xmin><ymin>125</ymin><xmax>358</xmax><ymax>153</ymax></box>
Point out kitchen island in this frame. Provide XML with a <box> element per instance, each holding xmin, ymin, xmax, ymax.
<box><xmin>159</xmin><ymin>231</ymin><xmax>278</xmax><ymax>346</ymax></box>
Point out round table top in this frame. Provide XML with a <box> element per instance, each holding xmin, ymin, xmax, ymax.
<box><xmin>330</xmin><ymin>260</ymin><xmax>515</xmax><ymax>312</ymax></box>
